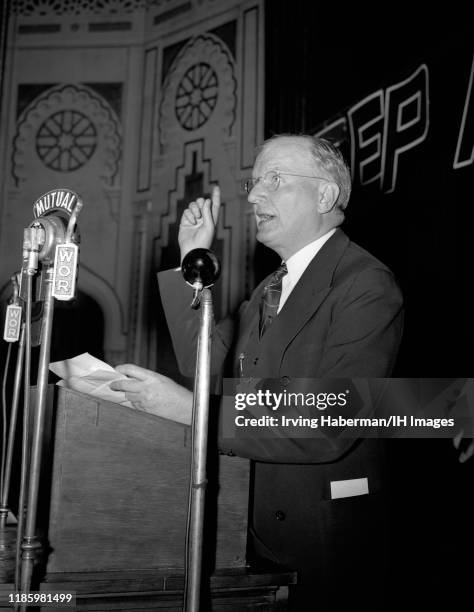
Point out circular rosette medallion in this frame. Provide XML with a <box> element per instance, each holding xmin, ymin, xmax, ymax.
<box><xmin>175</xmin><ymin>62</ymin><xmax>219</xmax><ymax>130</ymax></box>
<box><xmin>13</xmin><ymin>84</ymin><xmax>121</xmax><ymax>186</ymax></box>
<box><xmin>36</xmin><ymin>109</ymin><xmax>97</xmax><ymax>172</ymax></box>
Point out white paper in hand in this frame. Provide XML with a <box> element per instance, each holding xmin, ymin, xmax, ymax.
<box><xmin>49</xmin><ymin>352</ymin><xmax>132</xmax><ymax>408</ymax></box>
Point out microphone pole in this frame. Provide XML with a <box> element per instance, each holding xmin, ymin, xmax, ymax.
<box><xmin>19</xmin><ymin>191</ymin><xmax>82</xmax><ymax>603</ymax></box>
<box><xmin>1</xmin><ymin>275</ymin><xmax>25</xmax><ymax>531</ymax></box>
<box><xmin>0</xmin><ymin>275</ymin><xmax>24</xmax><ymax>585</ymax></box>
<box><xmin>19</xmin><ymin>265</ymin><xmax>54</xmax><ymax>597</ymax></box>
<box><xmin>181</xmin><ymin>248</ymin><xmax>220</xmax><ymax>612</ymax></box>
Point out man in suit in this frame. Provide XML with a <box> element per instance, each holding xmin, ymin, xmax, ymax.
<box><xmin>112</xmin><ymin>135</ymin><xmax>404</xmax><ymax>610</ymax></box>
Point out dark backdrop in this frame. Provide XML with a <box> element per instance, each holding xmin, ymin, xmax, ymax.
<box><xmin>264</xmin><ymin>1</ymin><xmax>473</xmax><ymax>377</ymax></box>
<box><xmin>263</xmin><ymin>3</ymin><xmax>473</xmax><ymax>607</ymax></box>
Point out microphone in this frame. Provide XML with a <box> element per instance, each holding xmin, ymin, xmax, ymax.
<box><xmin>51</xmin><ymin>197</ymin><xmax>82</xmax><ymax>301</ymax></box>
<box><xmin>3</xmin><ymin>274</ymin><xmax>22</xmax><ymax>343</ymax></box>
<box><xmin>181</xmin><ymin>248</ymin><xmax>220</xmax><ymax>309</ymax></box>
<box><xmin>23</xmin><ymin>188</ymin><xmax>83</xmax><ymax>301</ymax></box>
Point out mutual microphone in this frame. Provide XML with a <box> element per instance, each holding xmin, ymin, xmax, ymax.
<box><xmin>22</xmin><ymin>188</ymin><xmax>83</xmax><ymax>302</ymax></box>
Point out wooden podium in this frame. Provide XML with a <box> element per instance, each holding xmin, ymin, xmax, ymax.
<box><xmin>17</xmin><ymin>386</ymin><xmax>295</xmax><ymax>610</ymax></box>
<box><xmin>45</xmin><ymin>386</ymin><xmax>248</xmax><ymax>573</ymax></box>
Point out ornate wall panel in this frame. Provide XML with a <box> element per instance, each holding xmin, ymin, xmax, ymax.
<box><xmin>129</xmin><ymin>4</ymin><xmax>264</xmax><ymax>368</ymax></box>
<box><xmin>12</xmin><ymin>83</ymin><xmax>121</xmax><ymax>187</ymax></box>
<box><xmin>1</xmin><ymin>0</ymin><xmax>264</xmax><ymax>369</ymax></box>
<box><xmin>1</xmin><ymin>79</ymin><xmax>126</xmax><ymax>362</ymax></box>
<box><xmin>12</xmin><ymin>0</ymin><xmax>146</xmax><ymax>16</ymax></box>
<box><xmin>155</xmin><ymin>32</ymin><xmax>238</xmax><ymax>318</ymax></box>
<box><xmin>158</xmin><ymin>33</ymin><xmax>237</xmax><ymax>151</ymax></box>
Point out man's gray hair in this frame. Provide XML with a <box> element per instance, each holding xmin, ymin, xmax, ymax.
<box><xmin>305</xmin><ymin>136</ymin><xmax>352</xmax><ymax>211</ymax></box>
<box><xmin>262</xmin><ymin>134</ymin><xmax>352</xmax><ymax>212</ymax></box>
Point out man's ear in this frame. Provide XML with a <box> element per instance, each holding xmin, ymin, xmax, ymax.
<box><xmin>317</xmin><ymin>182</ymin><xmax>340</xmax><ymax>213</ymax></box>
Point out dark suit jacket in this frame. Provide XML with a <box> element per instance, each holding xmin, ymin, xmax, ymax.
<box><xmin>158</xmin><ymin>229</ymin><xmax>403</xmax><ymax>605</ymax></box>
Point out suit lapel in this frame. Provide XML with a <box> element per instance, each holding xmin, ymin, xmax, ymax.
<box><xmin>262</xmin><ymin>229</ymin><xmax>350</xmax><ymax>355</ymax></box>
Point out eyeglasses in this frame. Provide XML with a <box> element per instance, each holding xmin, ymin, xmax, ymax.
<box><xmin>242</xmin><ymin>170</ymin><xmax>328</xmax><ymax>194</ymax></box>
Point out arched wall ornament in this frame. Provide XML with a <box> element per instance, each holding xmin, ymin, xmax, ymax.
<box><xmin>158</xmin><ymin>33</ymin><xmax>237</xmax><ymax>151</ymax></box>
<box><xmin>12</xmin><ymin>84</ymin><xmax>121</xmax><ymax>187</ymax></box>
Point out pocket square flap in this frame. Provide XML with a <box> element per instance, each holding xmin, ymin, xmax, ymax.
<box><xmin>330</xmin><ymin>477</ymin><xmax>369</xmax><ymax>499</ymax></box>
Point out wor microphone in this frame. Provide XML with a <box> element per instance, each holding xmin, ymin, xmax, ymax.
<box><xmin>3</xmin><ymin>274</ymin><xmax>22</xmax><ymax>343</ymax></box>
<box><xmin>181</xmin><ymin>248</ymin><xmax>220</xmax><ymax>309</ymax></box>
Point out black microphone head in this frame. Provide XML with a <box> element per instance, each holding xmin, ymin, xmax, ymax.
<box><xmin>182</xmin><ymin>248</ymin><xmax>220</xmax><ymax>288</ymax></box>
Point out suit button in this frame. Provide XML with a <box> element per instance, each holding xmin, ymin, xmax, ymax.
<box><xmin>275</xmin><ymin>510</ymin><xmax>286</xmax><ymax>521</ymax></box>
<box><xmin>281</xmin><ymin>376</ymin><xmax>290</xmax><ymax>385</ymax></box>
<box><xmin>253</xmin><ymin>357</ymin><xmax>259</xmax><ymax>365</ymax></box>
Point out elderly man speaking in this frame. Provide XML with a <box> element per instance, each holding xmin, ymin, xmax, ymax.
<box><xmin>111</xmin><ymin>135</ymin><xmax>404</xmax><ymax>610</ymax></box>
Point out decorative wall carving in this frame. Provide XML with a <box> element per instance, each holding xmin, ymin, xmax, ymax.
<box><xmin>12</xmin><ymin>83</ymin><xmax>121</xmax><ymax>186</ymax></box>
<box><xmin>36</xmin><ymin>109</ymin><xmax>97</xmax><ymax>172</ymax></box>
<box><xmin>175</xmin><ymin>62</ymin><xmax>219</xmax><ymax>130</ymax></box>
<box><xmin>2</xmin><ymin>0</ymin><xmax>263</xmax><ymax>370</ymax></box>
<box><xmin>6</xmin><ymin>83</ymin><xmax>124</xmax><ymax>326</ymax></box>
<box><xmin>159</xmin><ymin>33</ymin><xmax>236</xmax><ymax>151</ymax></box>
<box><xmin>13</xmin><ymin>0</ymin><xmax>144</xmax><ymax>15</ymax></box>
<box><xmin>156</xmin><ymin>139</ymin><xmax>232</xmax><ymax>317</ymax></box>
<box><xmin>12</xmin><ymin>0</ymin><xmax>181</xmax><ymax>16</ymax></box>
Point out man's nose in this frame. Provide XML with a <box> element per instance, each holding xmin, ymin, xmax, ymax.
<box><xmin>247</xmin><ymin>182</ymin><xmax>265</xmax><ymax>205</ymax></box>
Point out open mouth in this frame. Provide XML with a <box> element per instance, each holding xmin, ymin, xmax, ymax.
<box><xmin>256</xmin><ymin>213</ymin><xmax>275</xmax><ymax>226</ymax></box>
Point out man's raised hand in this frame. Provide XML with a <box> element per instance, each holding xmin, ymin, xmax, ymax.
<box><xmin>178</xmin><ymin>185</ymin><xmax>220</xmax><ymax>263</ymax></box>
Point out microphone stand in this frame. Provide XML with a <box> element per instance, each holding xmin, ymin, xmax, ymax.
<box><xmin>0</xmin><ymin>328</ymin><xmax>24</xmax><ymax>584</ymax></box>
<box><xmin>19</xmin><ymin>264</ymin><xmax>55</xmax><ymax>600</ymax></box>
<box><xmin>18</xmin><ymin>195</ymin><xmax>82</xmax><ymax>604</ymax></box>
<box><xmin>0</xmin><ymin>326</ymin><xmax>25</xmax><ymax>528</ymax></box>
<box><xmin>185</xmin><ymin>287</ymin><xmax>213</xmax><ymax>612</ymax></box>
<box><xmin>181</xmin><ymin>249</ymin><xmax>220</xmax><ymax>612</ymax></box>
<box><xmin>1</xmin><ymin>276</ymin><xmax>24</xmax><ymax>532</ymax></box>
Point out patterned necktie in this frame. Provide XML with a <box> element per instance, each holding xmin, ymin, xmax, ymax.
<box><xmin>259</xmin><ymin>262</ymin><xmax>288</xmax><ymax>338</ymax></box>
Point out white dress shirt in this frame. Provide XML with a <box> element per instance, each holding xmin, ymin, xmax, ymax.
<box><xmin>277</xmin><ymin>228</ymin><xmax>337</xmax><ymax>313</ymax></box>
